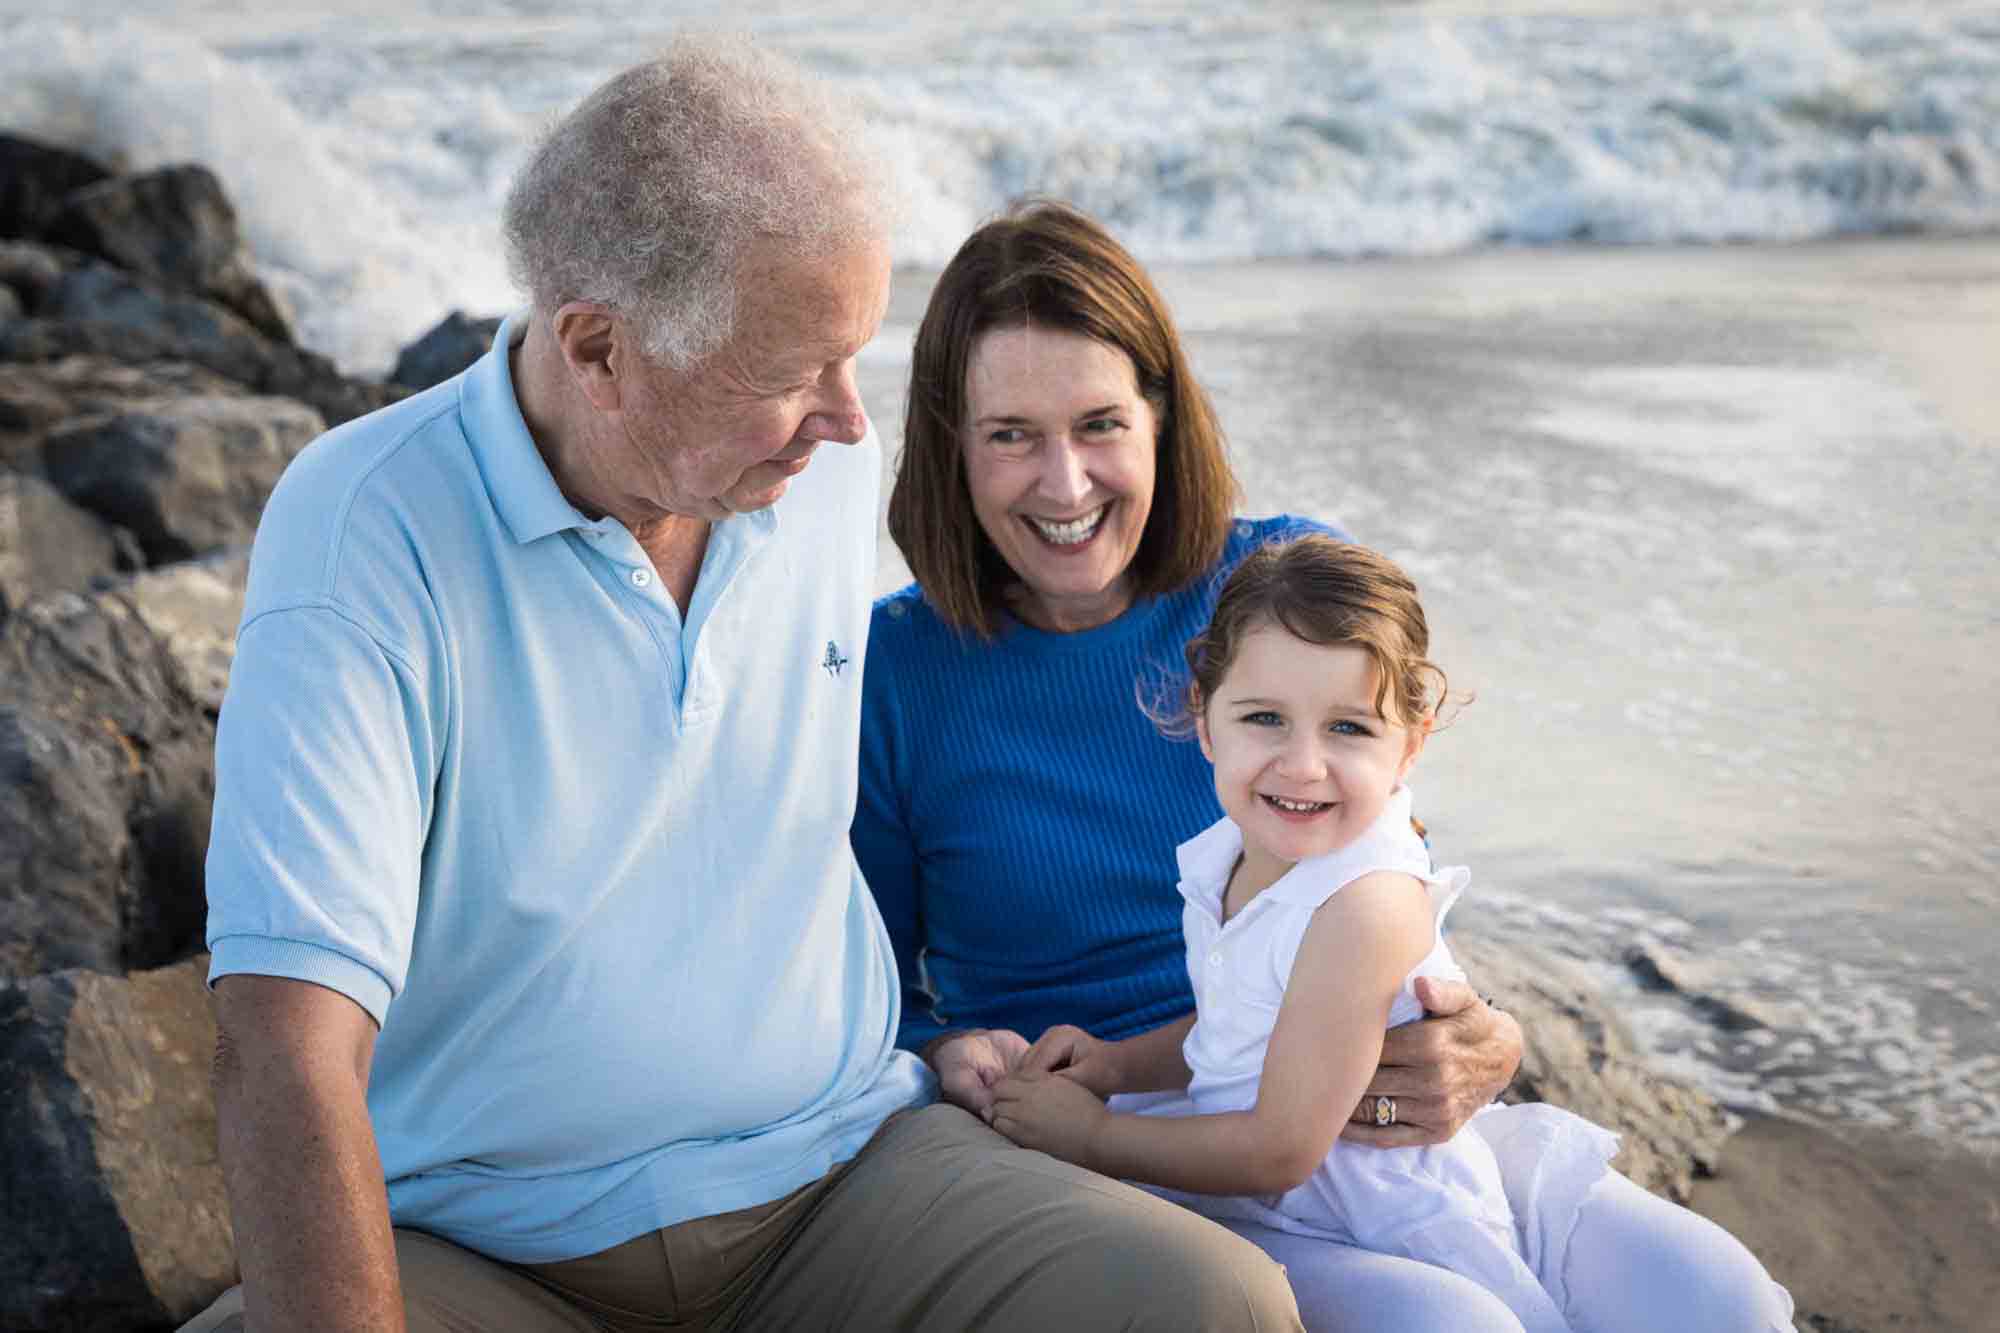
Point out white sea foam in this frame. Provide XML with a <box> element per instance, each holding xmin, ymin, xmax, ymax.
<box><xmin>1459</xmin><ymin>888</ymin><xmax>2000</xmax><ymax>1145</ymax></box>
<box><xmin>4</xmin><ymin>2</ymin><xmax>1998</xmax><ymax>372</ymax></box>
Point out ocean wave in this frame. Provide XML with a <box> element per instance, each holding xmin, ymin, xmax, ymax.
<box><xmin>2</xmin><ymin>3</ymin><xmax>1994</xmax><ymax>372</ymax></box>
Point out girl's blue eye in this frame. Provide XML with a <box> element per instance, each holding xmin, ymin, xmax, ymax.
<box><xmin>1241</xmin><ymin>710</ymin><xmax>1281</xmax><ymax>726</ymax></box>
<box><xmin>1330</xmin><ymin>720</ymin><xmax>1372</xmax><ymax>737</ymax></box>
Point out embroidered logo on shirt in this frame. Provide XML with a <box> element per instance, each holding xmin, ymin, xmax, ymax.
<box><xmin>821</xmin><ymin>640</ymin><xmax>850</xmax><ymax>677</ymax></box>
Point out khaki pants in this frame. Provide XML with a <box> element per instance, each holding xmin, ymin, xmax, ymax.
<box><xmin>182</xmin><ymin>1104</ymin><xmax>1301</xmax><ymax>1331</ymax></box>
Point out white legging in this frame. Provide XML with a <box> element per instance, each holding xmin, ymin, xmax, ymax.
<box><xmin>1223</xmin><ymin>1172</ymin><xmax>1794</xmax><ymax>1333</ymax></box>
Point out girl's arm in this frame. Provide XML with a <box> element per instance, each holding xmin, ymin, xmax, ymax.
<box><xmin>991</xmin><ymin>872</ymin><xmax>1435</xmax><ymax>1196</ymax></box>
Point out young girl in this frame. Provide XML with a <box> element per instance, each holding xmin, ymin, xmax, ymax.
<box><xmin>988</xmin><ymin>536</ymin><xmax>1794</xmax><ymax>1333</ymax></box>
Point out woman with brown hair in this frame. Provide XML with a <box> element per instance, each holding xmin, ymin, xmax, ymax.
<box><xmin>852</xmin><ymin>201</ymin><xmax>1531</xmax><ymax>1330</ymax></box>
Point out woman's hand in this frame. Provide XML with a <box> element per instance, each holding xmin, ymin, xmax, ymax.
<box><xmin>989</xmin><ymin>1068</ymin><xmax>1107</xmax><ymax>1165</ymax></box>
<box><xmin>1017</xmin><ymin>1024</ymin><xmax>1124</xmax><ymax>1098</ymax></box>
<box><xmin>1341</xmin><ymin>977</ymin><xmax>1524</xmax><ymax>1147</ymax></box>
<box><xmin>922</xmin><ymin>1029</ymin><xmax>1030</xmax><ymax>1119</ymax></box>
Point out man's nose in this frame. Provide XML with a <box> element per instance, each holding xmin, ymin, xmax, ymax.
<box><xmin>802</xmin><ymin>363</ymin><xmax>868</xmax><ymax>444</ymax></box>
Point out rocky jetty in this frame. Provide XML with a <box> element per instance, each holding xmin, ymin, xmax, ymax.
<box><xmin>0</xmin><ymin>131</ymin><xmax>436</xmax><ymax>1333</ymax></box>
<box><xmin>0</xmin><ymin>134</ymin><xmax>1773</xmax><ymax>1331</ymax></box>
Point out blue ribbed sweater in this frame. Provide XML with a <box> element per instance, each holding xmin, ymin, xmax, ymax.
<box><xmin>853</xmin><ymin>514</ymin><xmax>1336</xmax><ymax>1052</ymax></box>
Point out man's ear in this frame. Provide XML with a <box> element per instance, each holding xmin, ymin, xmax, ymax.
<box><xmin>550</xmin><ymin>302</ymin><xmax>623</xmax><ymax>412</ymax></box>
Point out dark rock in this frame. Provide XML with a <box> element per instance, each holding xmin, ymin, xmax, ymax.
<box><xmin>1622</xmin><ymin>942</ymin><xmax>1791</xmax><ymax>1033</ymax></box>
<box><xmin>392</xmin><ymin>310</ymin><xmax>502</xmax><ymax>390</ymax></box>
<box><xmin>0</xmin><ymin>239</ymin><xmax>71</xmax><ymax>312</ymax></box>
<box><xmin>119</xmin><ymin>549</ymin><xmax>250</xmax><ymax>715</ymax></box>
<box><xmin>0</xmin><ymin>364</ymin><xmax>70</xmax><ymax>474</ymax></box>
<box><xmin>0</xmin><ymin>284</ymin><xmax>19</xmax><ymax>325</ymax></box>
<box><xmin>32</xmin><ymin>262</ymin><xmax>282</xmax><ymax>384</ymax></box>
<box><xmin>0</xmin><ymin>135</ymin><xmax>112</xmax><ymax>241</ymax></box>
<box><xmin>1456</xmin><ymin>935</ymin><xmax>1734</xmax><ymax>1202</ymax></box>
<box><xmin>0</xmin><ymin>956</ymin><xmax>235</xmax><ymax>1332</ymax></box>
<box><xmin>0</xmin><ymin>590</ymin><xmax>216</xmax><ymax>980</ymax></box>
<box><xmin>0</xmin><ymin>263</ymin><xmax>408</xmax><ymax>427</ymax></box>
<box><xmin>0</xmin><ymin>472</ymin><xmax>122</xmax><ymax>622</ymax></box>
<box><xmin>45</xmin><ymin>165</ymin><xmax>294</xmax><ymax>343</ymax></box>
<box><xmin>0</xmin><ymin>354</ymin><xmax>247</xmax><ymax>477</ymax></box>
<box><xmin>43</xmin><ymin>394</ymin><xmax>323</xmax><ymax>566</ymax></box>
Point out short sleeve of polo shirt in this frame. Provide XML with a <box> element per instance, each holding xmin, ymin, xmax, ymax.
<box><xmin>205</xmin><ymin>603</ymin><xmax>439</xmax><ymax>1026</ymax></box>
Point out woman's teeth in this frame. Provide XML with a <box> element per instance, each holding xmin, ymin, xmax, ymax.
<box><xmin>1026</xmin><ymin>505</ymin><xmax>1107</xmax><ymax>545</ymax></box>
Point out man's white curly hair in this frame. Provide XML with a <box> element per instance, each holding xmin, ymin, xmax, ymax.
<box><xmin>502</xmin><ymin>33</ymin><xmax>891</xmax><ymax>371</ymax></box>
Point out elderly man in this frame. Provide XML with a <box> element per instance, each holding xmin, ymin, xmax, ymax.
<box><xmin>187</xmin><ymin>37</ymin><xmax>1301</xmax><ymax>1333</ymax></box>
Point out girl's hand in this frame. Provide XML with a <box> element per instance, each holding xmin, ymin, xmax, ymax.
<box><xmin>923</xmin><ymin>1029</ymin><xmax>1031</xmax><ymax>1120</ymax></box>
<box><xmin>1018</xmin><ymin>1024</ymin><xmax>1123</xmax><ymax>1097</ymax></box>
<box><xmin>989</xmin><ymin>1068</ymin><xmax>1107</xmax><ymax>1165</ymax></box>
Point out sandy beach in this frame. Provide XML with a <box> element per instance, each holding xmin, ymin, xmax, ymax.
<box><xmin>862</xmin><ymin>234</ymin><xmax>2000</xmax><ymax>1331</ymax></box>
<box><xmin>1694</xmin><ymin>1114</ymin><xmax>2000</xmax><ymax>1332</ymax></box>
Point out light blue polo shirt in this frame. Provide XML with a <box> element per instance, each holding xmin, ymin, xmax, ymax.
<box><xmin>205</xmin><ymin>316</ymin><xmax>931</xmax><ymax>1263</ymax></box>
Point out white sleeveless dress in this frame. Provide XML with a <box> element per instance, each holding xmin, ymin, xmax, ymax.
<box><xmin>1108</xmin><ymin>787</ymin><xmax>1619</xmax><ymax>1333</ymax></box>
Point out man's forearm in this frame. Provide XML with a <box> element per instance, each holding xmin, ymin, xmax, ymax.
<box><xmin>214</xmin><ymin>1000</ymin><xmax>405</xmax><ymax>1331</ymax></box>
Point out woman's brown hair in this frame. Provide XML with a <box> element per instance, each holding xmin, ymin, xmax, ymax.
<box><xmin>888</xmin><ymin>199</ymin><xmax>1239</xmax><ymax>636</ymax></box>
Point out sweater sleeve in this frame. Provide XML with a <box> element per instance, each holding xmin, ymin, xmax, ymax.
<box><xmin>852</xmin><ymin>610</ymin><xmax>950</xmax><ymax>1053</ymax></box>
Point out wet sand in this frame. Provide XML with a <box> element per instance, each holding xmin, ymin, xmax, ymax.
<box><xmin>1692</xmin><ymin>1114</ymin><xmax>2000</xmax><ymax>1332</ymax></box>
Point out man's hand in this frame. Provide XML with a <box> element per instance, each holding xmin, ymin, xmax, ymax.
<box><xmin>989</xmin><ymin>1067</ymin><xmax>1108</xmax><ymax>1165</ymax></box>
<box><xmin>922</xmin><ymin>1028</ymin><xmax>1030</xmax><ymax>1120</ymax></box>
<box><xmin>1016</xmin><ymin>1024</ymin><xmax>1123</xmax><ymax>1098</ymax></box>
<box><xmin>1341</xmin><ymin>977</ymin><xmax>1523</xmax><ymax>1148</ymax></box>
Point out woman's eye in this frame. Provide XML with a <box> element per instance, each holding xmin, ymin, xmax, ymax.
<box><xmin>987</xmin><ymin>428</ymin><xmax>1031</xmax><ymax>450</ymax></box>
<box><xmin>1081</xmin><ymin>416</ymin><xmax>1123</xmax><ymax>435</ymax></box>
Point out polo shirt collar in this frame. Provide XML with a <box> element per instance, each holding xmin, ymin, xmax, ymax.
<box><xmin>461</xmin><ymin>312</ymin><xmax>592</xmax><ymax>546</ymax></box>
<box><xmin>1262</xmin><ymin>786</ymin><xmax>1421</xmax><ymax>909</ymax></box>
<box><xmin>1175</xmin><ymin>816</ymin><xmax>1242</xmax><ymax>918</ymax></box>
<box><xmin>459</xmin><ymin>314</ymin><xmax>784</xmax><ymax>552</ymax></box>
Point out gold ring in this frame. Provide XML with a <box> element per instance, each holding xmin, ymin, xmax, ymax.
<box><xmin>1373</xmin><ymin>1095</ymin><xmax>1397</xmax><ymax>1127</ymax></box>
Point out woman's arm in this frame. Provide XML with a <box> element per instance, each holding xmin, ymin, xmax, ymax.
<box><xmin>992</xmin><ymin>872</ymin><xmax>1434</xmax><ymax>1195</ymax></box>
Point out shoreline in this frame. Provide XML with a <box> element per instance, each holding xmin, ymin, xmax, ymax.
<box><xmin>1690</xmin><ymin>1114</ymin><xmax>2000</xmax><ymax>1332</ymax></box>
